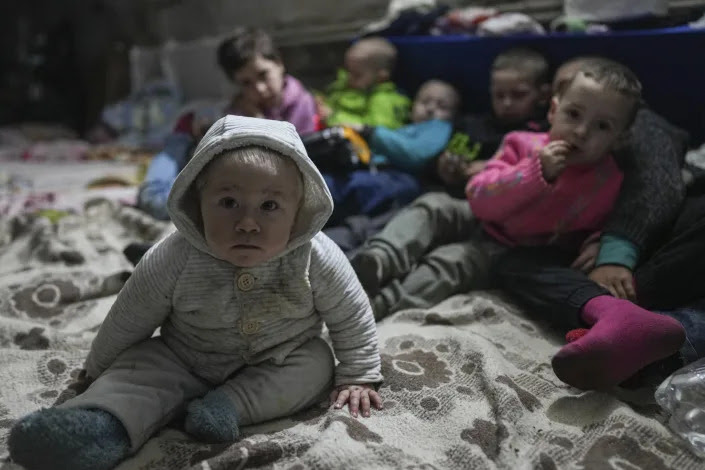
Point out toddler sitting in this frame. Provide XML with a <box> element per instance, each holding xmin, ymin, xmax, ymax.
<box><xmin>9</xmin><ymin>116</ymin><xmax>383</xmax><ymax>470</ymax></box>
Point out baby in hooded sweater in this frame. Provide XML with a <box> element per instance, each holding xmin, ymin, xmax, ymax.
<box><xmin>9</xmin><ymin>116</ymin><xmax>383</xmax><ymax>470</ymax></box>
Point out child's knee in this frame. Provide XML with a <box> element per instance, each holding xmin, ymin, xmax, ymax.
<box><xmin>413</xmin><ymin>192</ymin><xmax>455</xmax><ymax>212</ymax></box>
<box><xmin>223</xmin><ymin>338</ymin><xmax>334</xmax><ymax>425</ymax></box>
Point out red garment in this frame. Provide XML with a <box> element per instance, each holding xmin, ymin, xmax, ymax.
<box><xmin>467</xmin><ymin>131</ymin><xmax>623</xmax><ymax>247</ymax></box>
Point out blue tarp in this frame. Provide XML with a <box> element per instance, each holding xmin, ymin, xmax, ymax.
<box><xmin>389</xmin><ymin>27</ymin><xmax>705</xmax><ymax>144</ymax></box>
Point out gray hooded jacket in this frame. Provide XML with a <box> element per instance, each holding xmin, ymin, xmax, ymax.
<box><xmin>84</xmin><ymin>116</ymin><xmax>382</xmax><ymax>386</ymax></box>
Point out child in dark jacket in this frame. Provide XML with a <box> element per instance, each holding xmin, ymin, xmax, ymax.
<box><xmin>435</xmin><ymin>47</ymin><xmax>551</xmax><ymax>197</ymax></box>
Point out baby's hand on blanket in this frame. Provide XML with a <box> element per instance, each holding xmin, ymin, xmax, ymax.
<box><xmin>330</xmin><ymin>384</ymin><xmax>383</xmax><ymax>418</ymax></box>
<box><xmin>589</xmin><ymin>265</ymin><xmax>636</xmax><ymax>301</ymax></box>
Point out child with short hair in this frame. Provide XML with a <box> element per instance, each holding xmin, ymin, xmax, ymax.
<box><xmin>217</xmin><ymin>28</ymin><xmax>318</xmax><ymax>130</ymax></box>
<box><xmin>137</xmin><ymin>27</ymin><xmax>317</xmax><ymax>221</ymax></box>
<box><xmin>9</xmin><ymin>116</ymin><xmax>383</xmax><ymax>470</ymax></box>
<box><xmin>493</xmin><ymin>58</ymin><xmax>692</xmax><ymax>390</ymax></box>
<box><xmin>323</xmin><ymin>37</ymin><xmax>411</xmax><ymax>129</ymax></box>
<box><xmin>436</xmin><ymin>47</ymin><xmax>551</xmax><ymax>194</ymax></box>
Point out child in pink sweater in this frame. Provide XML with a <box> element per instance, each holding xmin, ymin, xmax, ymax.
<box><xmin>469</xmin><ymin>60</ymin><xmax>685</xmax><ymax>390</ymax></box>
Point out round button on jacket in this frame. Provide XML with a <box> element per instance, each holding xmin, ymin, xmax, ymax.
<box><xmin>241</xmin><ymin>320</ymin><xmax>259</xmax><ymax>335</ymax></box>
<box><xmin>236</xmin><ymin>273</ymin><xmax>255</xmax><ymax>291</ymax></box>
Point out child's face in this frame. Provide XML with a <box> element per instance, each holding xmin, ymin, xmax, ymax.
<box><xmin>490</xmin><ymin>70</ymin><xmax>543</xmax><ymax>125</ymax></box>
<box><xmin>199</xmin><ymin>155</ymin><xmax>301</xmax><ymax>267</ymax></box>
<box><xmin>345</xmin><ymin>50</ymin><xmax>385</xmax><ymax>91</ymax></box>
<box><xmin>548</xmin><ymin>73</ymin><xmax>631</xmax><ymax>166</ymax></box>
<box><xmin>411</xmin><ymin>82</ymin><xmax>458</xmax><ymax>123</ymax></box>
<box><xmin>233</xmin><ymin>55</ymin><xmax>286</xmax><ymax>111</ymax></box>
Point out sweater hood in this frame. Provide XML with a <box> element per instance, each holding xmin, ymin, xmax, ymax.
<box><xmin>167</xmin><ymin>115</ymin><xmax>333</xmax><ymax>261</ymax></box>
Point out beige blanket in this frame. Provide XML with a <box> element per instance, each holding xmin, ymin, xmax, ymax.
<box><xmin>0</xmin><ymin>200</ymin><xmax>700</xmax><ymax>469</ymax></box>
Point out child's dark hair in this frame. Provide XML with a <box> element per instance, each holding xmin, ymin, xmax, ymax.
<box><xmin>492</xmin><ymin>47</ymin><xmax>551</xmax><ymax>86</ymax></box>
<box><xmin>557</xmin><ymin>57</ymin><xmax>643</xmax><ymax>126</ymax></box>
<box><xmin>217</xmin><ymin>27</ymin><xmax>281</xmax><ymax>78</ymax></box>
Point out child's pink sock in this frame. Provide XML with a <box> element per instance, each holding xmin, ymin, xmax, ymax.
<box><xmin>552</xmin><ymin>295</ymin><xmax>685</xmax><ymax>390</ymax></box>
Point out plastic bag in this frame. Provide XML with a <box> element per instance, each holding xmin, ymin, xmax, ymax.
<box><xmin>655</xmin><ymin>358</ymin><xmax>705</xmax><ymax>458</ymax></box>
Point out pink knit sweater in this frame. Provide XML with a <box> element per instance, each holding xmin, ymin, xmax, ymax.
<box><xmin>466</xmin><ymin>131</ymin><xmax>623</xmax><ymax>248</ymax></box>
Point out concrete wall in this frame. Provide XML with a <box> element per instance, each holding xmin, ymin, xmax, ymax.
<box><xmin>127</xmin><ymin>0</ymin><xmax>705</xmax><ymax>102</ymax></box>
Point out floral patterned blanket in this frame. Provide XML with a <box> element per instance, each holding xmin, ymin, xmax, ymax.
<box><xmin>0</xmin><ymin>199</ymin><xmax>701</xmax><ymax>470</ymax></box>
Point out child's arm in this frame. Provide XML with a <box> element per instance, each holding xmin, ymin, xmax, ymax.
<box><xmin>309</xmin><ymin>233</ymin><xmax>383</xmax><ymax>386</ymax></box>
<box><xmin>83</xmin><ymin>233</ymin><xmax>189</xmax><ymax>379</ymax></box>
<box><xmin>601</xmin><ymin>109</ymin><xmax>686</xmax><ymax>256</ymax></box>
<box><xmin>587</xmin><ymin>234</ymin><xmax>639</xmax><ymax>300</ymax></box>
<box><xmin>369</xmin><ymin>120</ymin><xmax>453</xmax><ymax>173</ymax></box>
<box><xmin>466</xmin><ymin>133</ymin><xmax>553</xmax><ymax>223</ymax></box>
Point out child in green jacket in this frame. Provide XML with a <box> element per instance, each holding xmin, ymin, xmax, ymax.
<box><xmin>323</xmin><ymin>37</ymin><xmax>410</xmax><ymax>129</ymax></box>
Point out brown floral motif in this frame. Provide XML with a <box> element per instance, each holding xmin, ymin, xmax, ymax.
<box><xmin>460</xmin><ymin>352</ymin><xmax>483</xmax><ymax>377</ymax></box>
<box><xmin>420</xmin><ymin>396</ymin><xmax>439</xmax><ymax>411</ymax></box>
<box><xmin>10</xmin><ymin>278</ymin><xmax>80</xmax><ymax>319</ymax></box>
<box><xmin>320</xmin><ymin>415</ymin><xmax>383</xmax><ymax>444</ymax></box>
<box><xmin>578</xmin><ymin>435</ymin><xmax>669</xmax><ymax>470</ymax></box>
<box><xmin>14</xmin><ymin>327</ymin><xmax>50</xmax><ymax>349</ymax></box>
<box><xmin>460</xmin><ymin>419</ymin><xmax>509</xmax><ymax>460</ymax></box>
<box><xmin>536</xmin><ymin>452</ymin><xmax>558</xmax><ymax>470</ymax></box>
<box><xmin>35</xmin><ymin>352</ymin><xmax>83</xmax><ymax>388</ymax></box>
<box><xmin>381</xmin><ymin>349</ymin><xmax>452</xmax><ymax>393</ymax></box>
<box><xmin>198</xmin><ymin>437</ymin><xmax>312</xmax><ymax>470</ymax></box>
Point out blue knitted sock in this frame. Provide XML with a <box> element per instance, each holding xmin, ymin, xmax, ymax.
<box><xmin>184</xmin><ymin>389</ymin><xmax>240</xmax><ymax>442</ymax></box>
<box><xmin>9</xmin><ymin>407</ymin><xmax>130</xmax><ymax>470</ymax></box>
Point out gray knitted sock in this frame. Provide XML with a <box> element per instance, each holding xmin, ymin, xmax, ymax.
<box><xmin>9</xmin><ymin>407</ymin><xmax>130</xmax><ymax>470</ymax></box>
<box><xmin>184</xmin><ymin>389</ymin><xmax>240</xmax><ymax>443</ymax></box>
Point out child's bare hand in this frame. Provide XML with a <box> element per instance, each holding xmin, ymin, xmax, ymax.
<box><xmin>589</xmin><ymin>265</ymin><xmax>636</xmax><ymax>301</ymax></box>
<box><xmin>330</xmin><ymin>383</ymin><xmax>383</xmax><ymax>418</ymax></box>
<box><xmin>571</xmin><ymin>241</ymin><xmax>600</xmax><ymax>273</ymax></box>
<box><xmin>437</xmin><ymin>152</ymin><xmax>468</xmax><ymax>186</ymax></box>
<box><xmin>464</xmin><ymin>160</ymin><xmax>487</xmax><ymax>178</ymax></box>
<box><xmin>539</xmin><ymin>140</ymin><xmax>570</xmax><ymax>182</ymax></box>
